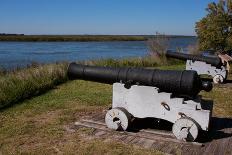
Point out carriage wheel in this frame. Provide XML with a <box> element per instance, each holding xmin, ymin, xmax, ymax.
<box><xmin>213</xmin><ymin>74</ymin><xmax>224</xmax><ymax>84</ymax></box>
<box><xmin>105</xmin><ymin>107</ymin><xmax>132</xmax><ymax>131</ymax></box>
<box><xmin>172</xmin><ymin>117</ymin><xmax>199</xmax><ymax>142</ymax></box>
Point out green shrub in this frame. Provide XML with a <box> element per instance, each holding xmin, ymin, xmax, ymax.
<box><xmin>195</xmin><ymin>0</ymin><xmax>232</xmax><ymax>52</ymax></box>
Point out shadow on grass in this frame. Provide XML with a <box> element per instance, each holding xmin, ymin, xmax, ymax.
<box><xmin>0</xmin><ymin>85</ymin><xmax>61</xmax><ymax>112</ymax></box>
<box><xmin>225</xmin><ymin>79</ymin><xmax>232</xmax><ymax>83</ymax></box>
<box><xmin>197</xmin><ymin>117</ymin><xmax>232</xmax><ymax>143</ymax></box>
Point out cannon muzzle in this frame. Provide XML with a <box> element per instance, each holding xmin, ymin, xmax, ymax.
<box><xmin>166</xmin><ymin>50</ymin><xmax>222</xmax><ymax>67</ymax></box>
<box><xmin>68</xmin><ymin>63</ymin><xmax>212</xmax><ymax>97</ymax></box>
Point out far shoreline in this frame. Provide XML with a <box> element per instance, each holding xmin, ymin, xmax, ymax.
<box><xmin>0</xmin><ymin>34</ymin><xmax>196</xmax><ymax>42</ymax></box>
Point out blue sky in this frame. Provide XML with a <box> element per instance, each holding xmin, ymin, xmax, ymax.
<box><xmin>0</xmin><ymin>0</ymin><xmax>218</xmax><ymax>35</ymax></box>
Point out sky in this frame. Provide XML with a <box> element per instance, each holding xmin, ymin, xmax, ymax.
<box><xmin>0</xmin><ymin>0</ymin><xmax>218</xmax><ymax>36</ymax></box>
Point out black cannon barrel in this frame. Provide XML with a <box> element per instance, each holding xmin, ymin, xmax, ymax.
<box><xmin>68</xmin><ymin>63</ymin><xmax>212</xmax><ymax>97</ymax></box>
<box><xmin>166</xmin><ymin>50</ymin><xmax>222</xmax><ymax>67</ymax></box>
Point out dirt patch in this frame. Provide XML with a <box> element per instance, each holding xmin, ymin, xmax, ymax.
<box><xmin>34</xmin><ymin>110</ymin><xmax>61</xmax><ymax>125</ymax></box>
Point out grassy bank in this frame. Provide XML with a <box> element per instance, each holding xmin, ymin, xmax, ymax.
<box><xmin>0</xmin><ymin>64</ymin><xmax>231</xmax><ymax>154</ymax></box>
<box><xmin>0</xmin><ymin>35</ymin><xmax>196</xmax><ymax>42</ymax></box>
<box><xmin>0</xmin><ymin>57</ymin><xmax>183</xmax><ymax>109</ymax></box>
<box><xmin>0</xmin><ymin>63</ymin><xmax>68</xmax><ymax>109</ymax></box>
<box><xmin>0</xmin><ymin>65</ymin><xmax>185</xmax><ymax>155</ymax></box>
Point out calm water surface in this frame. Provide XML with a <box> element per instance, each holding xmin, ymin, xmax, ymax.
<box><xmin>0</xmin><ymin>37</ymin><xmax>196</xmax><ymax>69</ymax></box>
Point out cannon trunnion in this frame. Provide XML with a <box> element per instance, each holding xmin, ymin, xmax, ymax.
<box><xmin>68</xmin><ymin>63</ymin><xmax>213</xmax><ymax>142</ymax></box>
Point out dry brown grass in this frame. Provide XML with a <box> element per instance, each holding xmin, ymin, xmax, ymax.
<box><xmin>187</xmin><ymin>42</ymin><xmax>202</xmax><ymax>55</ymax></box>
<box><xmin>147</xmin><ymin>33</ymin><xmax>170</xmax><ymax>65</ymax></box>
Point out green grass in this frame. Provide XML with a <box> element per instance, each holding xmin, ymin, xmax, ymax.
<box><xmin>0</xmin><ymin>61</ymin><xmax>184</xmax><ymax>155</ymax></box>
<box><xmin>81</xmin><ymin>57</ymin><xmax>183</xmax><ymax>68</ymax></box>
<box><xmin>201</xmin><ymin>85</ymin><xmax>232</xmax><ymax>117</ymax></box>
<box><xmin>0</xmin><ymin>63</ymin><xmax>231</xmax><ymax>154</ymax></box>
<box><xmin>0</xmin><ymin>80</ymin><xmax>163</xmax><ymax>155</ymax></box>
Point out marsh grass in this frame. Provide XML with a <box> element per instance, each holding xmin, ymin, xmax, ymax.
<box><xmin>0</xmin><ymin>63</ymin><xmax>68</xmax><ymax>108</ymax></box>
<box><xmin>0</xmin><ymin>68</ymin><xmax>6</xmax><ymax>76</ymax></box>
<box><xmin>81</xmin><ymin>56</ymin><xmax>183</xmax><ymax>68</ymax></box>
<box><xmin>146</xmin><ymin>33</ymin><xmax>181</xmax><ymax>65</ymax></box>
<box><xmin>187</xmin><ymin>42</ymin><xmax>202</xmax><ymax>55</ymax></box>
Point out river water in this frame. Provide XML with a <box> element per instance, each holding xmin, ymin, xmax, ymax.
<box><xmin>0</xmin><ymin>37</ymin><xmax>196</xmax><ymax>69</ymax></box>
